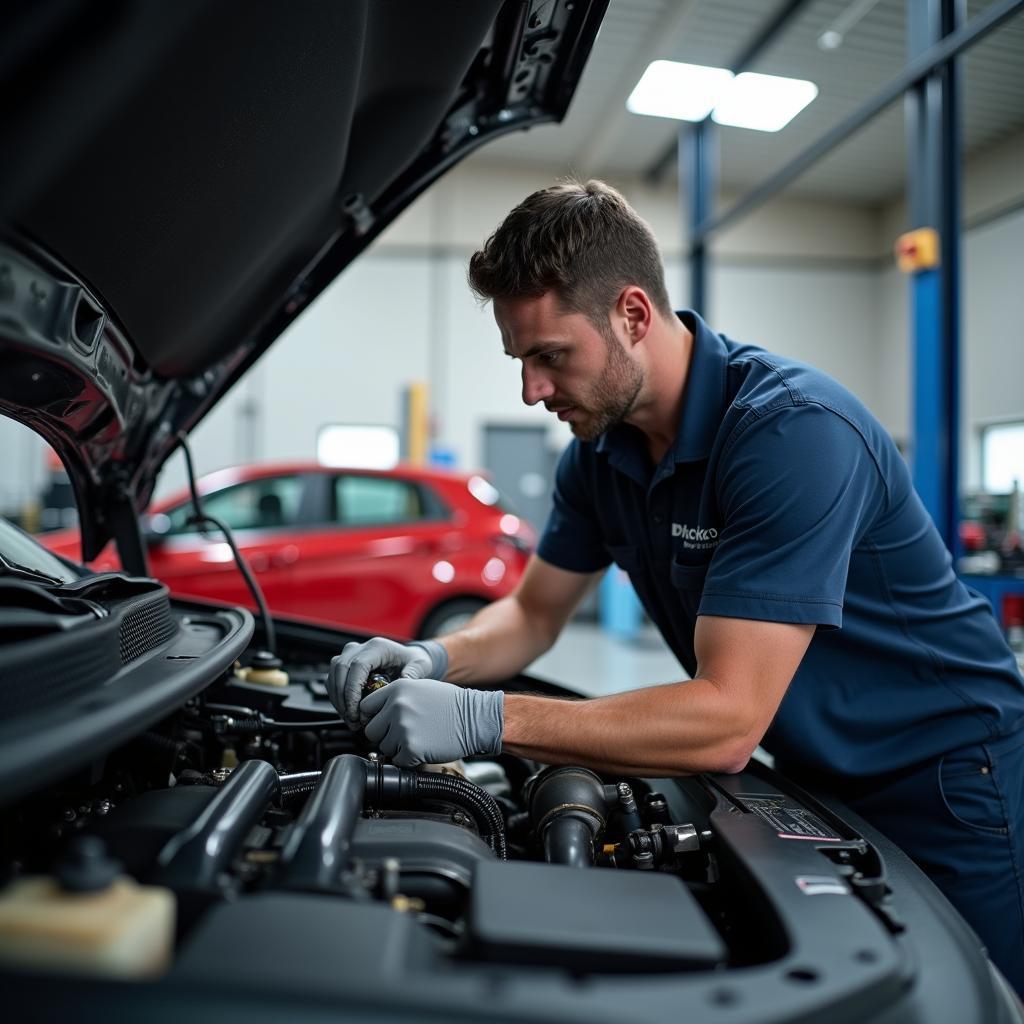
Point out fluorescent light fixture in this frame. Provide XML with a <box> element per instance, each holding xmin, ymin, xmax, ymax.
<box><xmin>711</xmin><ymin>72</ymin><xmax>818</xmax><ymax>132</ymax></box>
<box><xmin>626</xmin><ymin>60</ymin><xmax>733</xmax><ymax>122</ymax></box>
<box><xmin>317</xmin><ymin>424</ymin><xmax>399</xmax><ymax>469</ymax></box>
<box><xmin>627</xmin><ymin>61</ymin><xmax>818</xmax><ymax>133</ymax></box>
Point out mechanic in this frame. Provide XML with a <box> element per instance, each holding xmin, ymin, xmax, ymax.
<box><xmin>329</xmin><ymin>179</ymin><xmax>1024</xmax><ymax>990</ymax></box>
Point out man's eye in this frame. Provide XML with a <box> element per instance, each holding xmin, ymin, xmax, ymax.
<box><xmin>540</xmin><ymin>351</ymin><xmax>560</xmax><ymax>365</ymax></box>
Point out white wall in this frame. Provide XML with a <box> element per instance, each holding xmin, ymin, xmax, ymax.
<box><xmin>874</xmin><ymin>265</ymin><xmax>910</xmax><ymax>444</ymax></box>
<box><xmin>0</xmin><ymin>416</ymin><xmax>48</xmax><ymax>514</ymax></box>
<box><xmin>3</xmin><ymin>133</ymin><xmax>1022</xmax><ymax>517</ymax></box>
<box><xmin>157</xmin><ymin>157</ymin><xmax>890</xmax><ymax>496</ymax></box>
<box><xmin>181</xmin><ymin>128</ymin><xmax>1024</xmax><ymax>499</ymax></box>
<box><xmin>710</xmin><ymin>263</ymin><xmax>881</xmax><ymax>403</ymax></box>
<box><xmin>167</xmin><ymin>254</ymin><xmax>435</xmax><ymax>490</ymax></box>
<box><xmin>873</xmin><ymin>129</ymin><xmax>1024</xmax><ymax>486</ymax></box>
<box><xmin>962</xmin><ymin>205</ymin><xmax>1024</xmax><ymax>488</ymax></box>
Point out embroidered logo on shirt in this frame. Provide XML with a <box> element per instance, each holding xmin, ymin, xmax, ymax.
<box><xmin>672</xmin><ymin>523</ymin><xmax>719</xmax><ymax>550</ymax></box>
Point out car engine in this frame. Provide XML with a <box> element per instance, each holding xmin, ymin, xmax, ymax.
<box><xmin>1</xmin><ymin>578</ymin><xmax>1012</xmax><ymax>1024</ymax></box>
<box><xmin>1</xmin><ymin>608</ymin><xmax>741</xmax><ymax>975</ymax></box>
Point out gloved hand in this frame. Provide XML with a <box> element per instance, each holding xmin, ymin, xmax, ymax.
<box><xmin>359</xmin><ymin>678</ymin><xmax>504</xmax><ymax>768</ymax></box>
<box><xmin>328</xmin><ymin>637</ymin><xmax>448</xmax><ymax>728</ymax></box>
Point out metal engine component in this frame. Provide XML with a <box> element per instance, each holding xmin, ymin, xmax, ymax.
<box><xmin>461</xmin><ymin>760</ymin><xmax>511</xmax><ymax>798</ymax></box>
<box><xmin>615</xmin><ymin>781</ymin><xmax>644</xmax><ymax>833</ymax></box>
<box><xmin>625</xmin><ymin>823</ymin><xmax>704</xmax><ymax>869</ymax></box>
<box><xmin>363</xmin><ymin>671</ymin><xmax>392</xmax><ymax>696</ymax></box>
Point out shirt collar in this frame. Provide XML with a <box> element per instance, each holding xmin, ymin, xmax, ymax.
<box><xmin>596</xmin><ymin>310</ymin><xmax>729</xmax><ymax>468</ymax></box>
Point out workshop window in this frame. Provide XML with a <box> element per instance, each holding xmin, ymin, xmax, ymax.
<box><xmin>981</xmin><ymin>422</ymin><xmax>1024</xmax><ymax>494</ymax></box>
<box><xmin>334</xmin><ymin>475</ymin><xmax>425</xmax><ymax>527</ymax></box>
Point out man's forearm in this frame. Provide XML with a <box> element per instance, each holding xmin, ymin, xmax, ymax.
<box><xmin>501</xmin><ymin>679</ymin><xmax>757</xmax><ymax>775</ymax></box>
<box><xmin>437</xmin><ymin>595</ymin><xmax>558</xmax><ymax>684</ymax></box>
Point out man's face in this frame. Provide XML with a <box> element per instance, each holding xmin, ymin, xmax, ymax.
<box><xmin>495</xmin><ymin>291</ymin><xmax>643</xmax><ymax>442</ymax></box>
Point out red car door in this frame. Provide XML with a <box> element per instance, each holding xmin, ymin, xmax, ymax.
<box><xmin>285</xmin><ymin>472</ymin><xmax>452</xmax><ymax>637</ymax></box>
<box><xmin>146</xmin><ymin>474</ymin><xmax>308</xmax><ymax>612</ymax></box>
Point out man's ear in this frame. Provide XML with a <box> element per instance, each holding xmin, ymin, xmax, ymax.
<box><xmin>615</xmin><ymin>286</ymin><xmax>653</xmax><ymax>347</ymax></box>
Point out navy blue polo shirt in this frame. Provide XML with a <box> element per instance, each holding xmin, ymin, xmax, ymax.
<box><xmin>537</xmin><ymin>311</ymin><xmax>1024</xmax><ymax>778</ymax></box>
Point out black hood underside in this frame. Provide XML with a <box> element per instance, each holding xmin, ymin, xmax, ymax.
<box><xmin>0</xmin><ymin>0</ymin><xmax>605</xmax><ymax>562</ymax></box>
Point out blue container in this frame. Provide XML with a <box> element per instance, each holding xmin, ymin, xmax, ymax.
<box><xmin>599</xmin><ymin>566</ymin><xmax>642</xmax><ymax>640</ymax></box>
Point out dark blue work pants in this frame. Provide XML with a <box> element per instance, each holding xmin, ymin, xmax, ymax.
<box><xmin>841</xmin><ymin>730</ymin><xmax>1024</xmax><ymax>994</ymax></box>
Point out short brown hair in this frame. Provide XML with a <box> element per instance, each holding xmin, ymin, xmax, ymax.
<box><xmin>468</xmin><ymin>179</ymin><xmax>673</xmax><ymax>329</ymax></box>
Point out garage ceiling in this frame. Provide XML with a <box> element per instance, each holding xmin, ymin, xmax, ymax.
<box><xmin>479</xmin><ymin>0</ymin><xmax>1024</xmax><ymax>206</ymax></box>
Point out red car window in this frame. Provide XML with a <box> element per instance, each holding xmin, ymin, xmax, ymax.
<box><xmin>162</xmin><ymin>476</ymin><xmax>304</xmax><ymax>535</ymax></box>
<box><xmin>333</xmin><ymin>475</ymin><xmax>426</xmax><ymax>527</ymax></box>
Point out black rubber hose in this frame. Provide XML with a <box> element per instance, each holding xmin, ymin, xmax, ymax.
<box><xmin>176</xmin><ymin>431</ymin><xmax>276</xmax><ymax>656</ymax></box>
<box><xmin>280</xmin><ymin>755</ymin><xmax>366</xmax><ymax>891</ymax></box>
<box><xmin>544</xmin><ymin>815</ymin><xmax>595</xmax><ymax>868</ymax></box>
<box><xmin>280</xmin><ymin>780</ymin><xmax>319</xmax><ymax>803</ymax></box>
<box><xmin>263</xmin><ymin>716</ymin><xmax>346</xmax><ymax>731</ymax></box>
<box><xmin>155</xmin><ymin>759</ymin><xmax>280</xmax><ymax>889</ymax></box>
<box><xmin>363</xmin><ymin>761</ymin><xmax>507</xmax><ymax>860</ymax></box>
<box><xmin>277</xmin><ymin>770</ymin><xmax>322</xmax><ymax>803</ymax></box>
<box><xmin>140</xmin><ymin>731</ymin><xmax>181</xmax><ymax>756</ymax></box>
<box><xmin>279</xmin><ymin>761</ymin><xmax>507</xmax><ymax>861</ymax></box>
<box><xmin>136</xmin><ymin>731</ymin><xmax>186</xmax><ymax>769</ymax></box>
<box><xmin>210</xmin><ymin>714</ymin><xmax>346</xmax><ymax>735</ymax></box>
<box><xmin>410</xmin><ymin>772</ymin><xmax>507</xmax><ymax>861</ymax></box>
<box><xmin>526</xmin><ymin>766</ymin><xmax>609</xmax><ymax>867</ymax></box>
<box><xmin>223</xmin><ymin>716</ymin><xmax>263</xmax><ymax>735</ymax></box>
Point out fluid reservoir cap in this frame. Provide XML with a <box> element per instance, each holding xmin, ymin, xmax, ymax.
<box><xmin>56</xmin><ymin>837</ymin><xmax>123</xmax><ymax>893</ymax></box>
<box><xmin>249</xmin><ymin>649</ymin><xmax>283</xmax><ymax>671</ymax></box>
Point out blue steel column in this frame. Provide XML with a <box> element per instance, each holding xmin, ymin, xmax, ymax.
<box><xmin>681</xmin><ymin>120</ymin><xmax>717</xmax><ymax>315</ymax></box>
<box><xmin>905</xmin><ymin>0</ymin><xmax>963</xmax><ymax>552</ymax></box>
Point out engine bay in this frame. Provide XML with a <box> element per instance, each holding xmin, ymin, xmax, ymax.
<box><xmin>3</xmin><ymin>626</ymin><xmax>741</xmax><ymax>970</ymax></box>
<box><xmin>0</xmin><ymin>587</ymin><xmax>1005</xmax><ymax>1022</ymax></box>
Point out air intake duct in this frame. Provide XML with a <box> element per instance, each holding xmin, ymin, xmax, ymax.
<box><xmin>526</xmin><ymin>766</ymin><xmax>609</xmax><ymax>867</ymax></box>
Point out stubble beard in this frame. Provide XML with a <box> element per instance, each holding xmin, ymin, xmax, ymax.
<box><xmin>569</xmin><ymin>337</ymin><xmax>644</xmax><ymax>442</ymax></box>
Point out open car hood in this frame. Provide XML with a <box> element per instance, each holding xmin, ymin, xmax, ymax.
<box><xmin>0</xmin><ymin>0</ymin><xmax>606</xmax><ymax>564</ymax></box>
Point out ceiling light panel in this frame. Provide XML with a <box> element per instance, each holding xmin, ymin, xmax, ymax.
<box><xmin>711</xmin><ymin>72</ymin><xmax>819</xmax><ymax>132</ymax></box>
<box><xmin>626</xmin><ymin>60</ymin><xmax>734</xmax><ymax>122</ymax></box>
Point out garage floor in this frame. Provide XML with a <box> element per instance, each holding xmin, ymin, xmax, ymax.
<box><xmin>528</xmin><ymin>621</ymin><xmax>687</xmax><ymax>697</ymax></box>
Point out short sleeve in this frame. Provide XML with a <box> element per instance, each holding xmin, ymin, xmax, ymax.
<box><xmin>699</xmin><ymin>404</ymin><xmax>887</xmax><ymax>628</ymax></box>
<box><xmin>536</xmin><ymin>442</ymin><xmax>611</xmax><ymax>573</ymax></box>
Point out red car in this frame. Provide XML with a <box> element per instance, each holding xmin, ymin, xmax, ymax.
<box><xmin>42</xmin><ymin>462</ymin><xmax>535</xmax><ymax>639</ymax></box>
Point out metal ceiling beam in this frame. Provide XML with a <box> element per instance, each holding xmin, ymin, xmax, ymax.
<box><xmin>645</xmin><ymin>0</ymin><xmax>815</xmax><ymax>183</ymax></box>
<box><xmin>681</xmin><ymin>118</ymin><xmax>716</xmax><ymax>315</ymax></box>
<box><xmin>690</xmin><ymin>0</ymin><xmax>1024</xmax><ymax>244</ymax></box>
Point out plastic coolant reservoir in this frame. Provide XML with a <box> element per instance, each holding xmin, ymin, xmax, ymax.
<box><xmin>0</xmin><ymin>876</ymin><xmax>176</xmax><ymax>977</ymax></box>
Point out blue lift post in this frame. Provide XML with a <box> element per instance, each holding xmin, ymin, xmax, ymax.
<box><xmin>620</xmin><ymin>0</ymin><xmax>1023</xmax><ymax>644</ymax></box>
<box><xmin>906</xmin><ymin>0</ymin><xmax>963</xmax><ymax>554</ymax></box>
<box><xmin>682</xmin><ymin>119</ymin><xmax>716</xmax><ymax>315</ymax></box>
<box><xmin>904</xmin><ymin>0</ymin><xmax>1023</xmax><ymax>648</ymax></box>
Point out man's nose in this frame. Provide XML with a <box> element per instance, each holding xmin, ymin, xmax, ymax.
<box><xmin>521</xmin><ymin>365</ymin><xmax>554</xmax><ymax>407</ymax></box>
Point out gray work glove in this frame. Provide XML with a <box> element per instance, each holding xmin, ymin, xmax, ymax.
<box><xmin>328</xmin><ymin>637</ymin><xmax>448</xmax><ymax>728</ymax></box>
<box><xmin>360</xmin><ymin>678</ymin><xmax>504</xmax><ymax>768</ymax></box>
